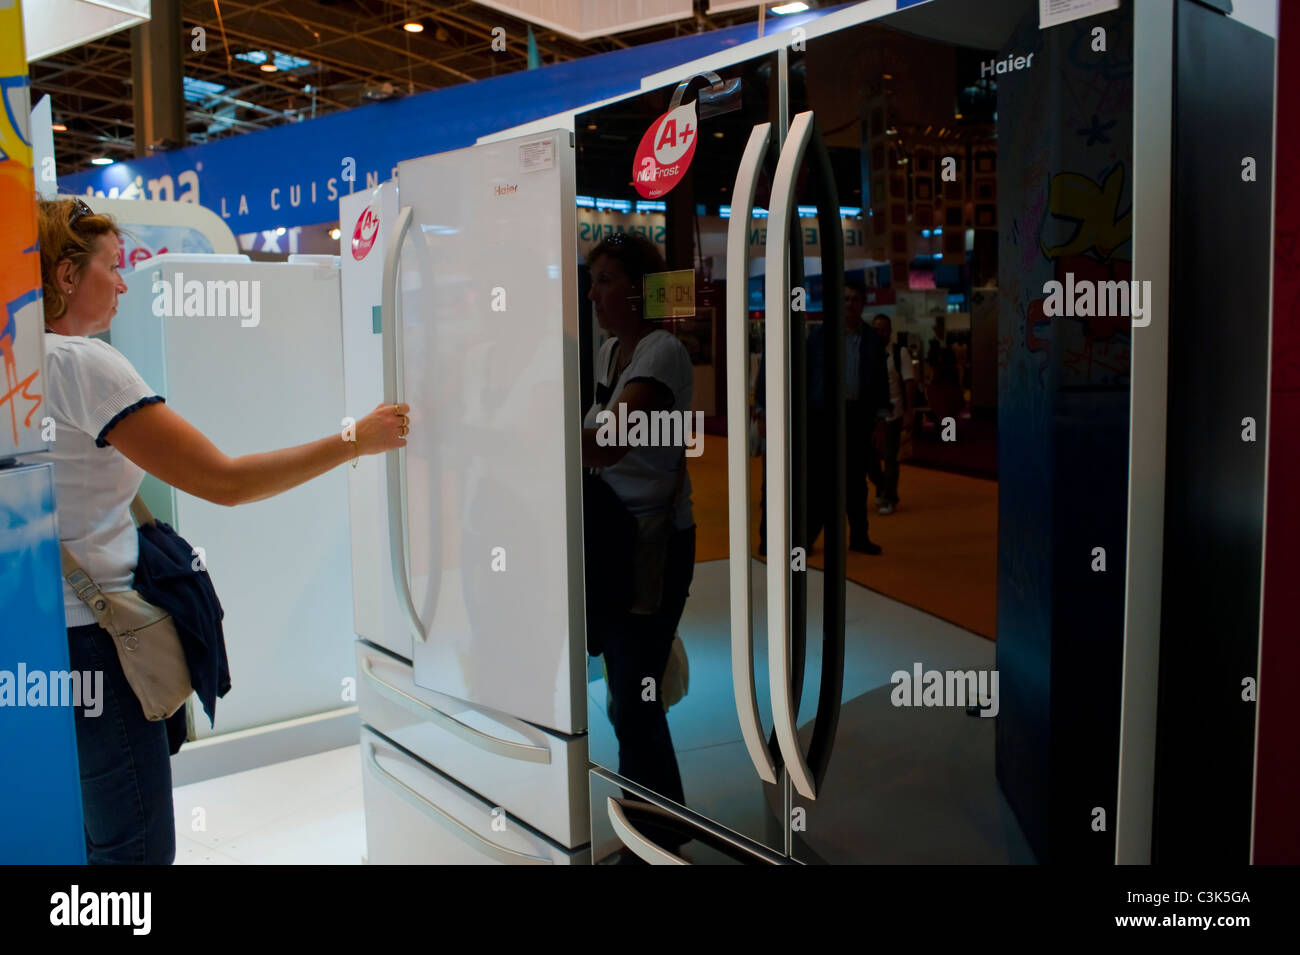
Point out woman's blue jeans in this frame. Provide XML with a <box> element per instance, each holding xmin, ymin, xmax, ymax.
<box><xmin>601</xmin><ymin>526</ymin><xmax>695</xmax><ymax>811</ymax></box>
<box><xmin>66</xmin><ymin>623</ymin><xmax>176</xmax><ymax>865</ymax></box>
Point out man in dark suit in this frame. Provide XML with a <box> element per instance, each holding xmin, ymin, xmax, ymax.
<box><xmin>758</xmin><ymin>278</ymin><xmax>890</xmax><ymax>556</ymax></box>
<box><xmin>806</xmin><ymin>278</ymin><xmax>890</xmax><ymax>554</ymax></box>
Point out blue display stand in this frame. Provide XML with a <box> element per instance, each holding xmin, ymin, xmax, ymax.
<box><xmin>0</xmin><ymin>462</ymin><xmax>86</xmax><ymax>863</ymax></box>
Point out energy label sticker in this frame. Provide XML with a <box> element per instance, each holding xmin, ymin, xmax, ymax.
<box><xmin>519</xmin><ymin>138</ymin><xmax>555</xmax><ymax>172</ymax></box>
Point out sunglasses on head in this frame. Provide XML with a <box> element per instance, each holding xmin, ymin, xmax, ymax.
<box><xmin>68</xmin><ymin>197</ymin><xmax>95</xmax><ymax>229</ymax></box>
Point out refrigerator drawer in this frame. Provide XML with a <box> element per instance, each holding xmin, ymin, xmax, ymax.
<box><xmin>356</xmin><ymin>641</ymin><xmax>589</xmax><ymax>849</ymax></box>
<box><xmin>589</xmin><ymin>769</ymin><xmax>786</xmax><ymax>866</ymax></box>
<box><xmin>361</xmin><ymin>728</ymin><xmax>588</xmax><ymax>865</ymax></box>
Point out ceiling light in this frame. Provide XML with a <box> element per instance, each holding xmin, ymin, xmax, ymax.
<box><xmin>51</xmin><ymin>122</ymin><xmax>67</xmax><ymax>131</ymax></box>
<box><xmin>713</xmin><ymin>131</ymin><xmax>724</xmax><ymax>138</ymax></box>
<box><xmin>90</xmin><ymin>157</ymin><xmax>113</xmax><ymax>165</ymax></box>
<box><xmin>586</xmin><ymin>123</ymin><xmax>597</xmax><ymax>130</ymax></box>
<box><xmin>329</xmin><ymin>227</ymin><xmax>341</xmax><ymax>240</ymax></box>
<box><xmin>276</xmin><ymin>226</ymin><xmax>287</xmax><ymax>236</ymax></box>
<box><xmin>261</xmin><ymin>62</ymin><xmax>278</xmax><ymax>72</ymax></box>
<box><xmin>771</xmin><ymin>2</ymin><xmax>809</xmax><ymax>13</ymax></box>
<box><xmin>403</xmin><ymin>21</ymin><xmax>424</xmax><ymax>33</ymax></box>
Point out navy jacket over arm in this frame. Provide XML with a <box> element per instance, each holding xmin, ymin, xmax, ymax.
<box><xmin>133</xmin><ymin>520</ymin><xmax>231</xmax><ymax>727</ymax></box>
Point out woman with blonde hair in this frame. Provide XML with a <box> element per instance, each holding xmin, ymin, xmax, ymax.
<box><xmin>29</xmin><ymin>196</ymin><xmax>409</xmax><ymax>864</ymax></box>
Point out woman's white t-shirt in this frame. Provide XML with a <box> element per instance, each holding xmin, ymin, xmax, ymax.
<box><xmin>583</xmin><ymin>330</ymin><xmax>695</xmax><ymax>530</ymax></box>
<box><xmin>21</xmin><ymin>334</ymin><xmax>162</xmax><ymax>627</ymax></box>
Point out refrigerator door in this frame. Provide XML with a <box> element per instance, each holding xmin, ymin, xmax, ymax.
<box><xmin>782</xmin><ymin>0</ymin><xmax>1135</xmax><ymax>863</ymax></box>
<box><xmin>574</xmin><ymin>52</ymin><xmax>793</xmax><ymax>856</ymax></box>
<box><xmin>339</xmin><ymin>182</ymin><xmax>411</xmax><ymax>661</ymax></box>
<box><xmin>392</xmin><ymin>132</ymin><xmax>586</xmax><ymax>736</ymax></box>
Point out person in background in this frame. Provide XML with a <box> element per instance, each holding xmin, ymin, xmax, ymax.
<box><xmin>580</xmin><ymin>233</ymin><xmax>694</xmax><ymax>847</ymax></box>
<box><xmin>926</xmin><ymin>315</ymin><xmax>946</xmax><ymax>385</ymax></box>
<box><xmin>29</xmin><ymin>197</ymin><xmax>409</xmax><ymax>864</ymax></box>
<box><xmin>805</xmin><ymin>278</ymin><xmax>890</xmax><ymax>555</ymax></box>
<box><xmin>927</xmin><ymin>344</ymin><xmax>964</xmax><ymax>425</ymax></box>
<box><xmin>869</xmin><ymin>314</ymin><xmax>915</xmax><ymax>515</ymax></box>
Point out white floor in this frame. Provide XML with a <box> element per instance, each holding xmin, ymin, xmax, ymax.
<box><xmin>172</xmin><ymin>744</ymin><xmax>364</xmax><ymax>865</ymax></box>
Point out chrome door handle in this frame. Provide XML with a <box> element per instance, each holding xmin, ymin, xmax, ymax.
<box><xmin>365</xmin><ymin>741</ymin><xmax>551</xmax><ymax>865</ymax></box>
<box><xmin>765</xmin><ymin>109</ymin><xmax>818</xmax><ymax>800</ymax></box>
<box><xmin>606</xmin><ymin>798</ymin><xmax>689</xmax><ymax>865</ymax></box>
<box><xmin>728</xmin><ymin>122</ymin><xmax>778</xmax><ymax>787</ymax></box>
<box><xmin>381</xmin><ymin>205</ymin><xmax>427</xmax><ymax>644</ymax></box>
<box><xmin>361</xmin><ymin>657</ymin><xmax>551</xmax><ymax>764</ymax></box>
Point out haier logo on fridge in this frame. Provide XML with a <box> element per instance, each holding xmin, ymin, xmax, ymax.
<box><xmin>493</xmin><ymin>184</ymin><xmax>518</xmax><ymax>196</ymax></box>
<box><xmin>632</xmin><ymin>101</ymin><xmax>699</xmax><ymax>200</ymax></box>
<box><xmin>352</xmin><ymin>204</ymin><xmax>380</xmax><ymax>261</ymax></box>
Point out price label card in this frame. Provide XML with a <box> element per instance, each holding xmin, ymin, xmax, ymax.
<box><xmin>1039</xmin><ymin>0</ymin><xmax>1119</xmax><ymax>28</ymax></box>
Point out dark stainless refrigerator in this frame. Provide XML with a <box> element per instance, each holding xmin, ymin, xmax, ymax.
<box><xmin>573</xmin><ymin>0</ymin><xmax>1275</xmax><ymax>865</ymax></box>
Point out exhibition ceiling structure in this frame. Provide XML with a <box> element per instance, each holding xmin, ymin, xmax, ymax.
<box><xmin>27</xmin><ymin>0</ymin><xmax>800</xmax><ymax>174</ymax></box>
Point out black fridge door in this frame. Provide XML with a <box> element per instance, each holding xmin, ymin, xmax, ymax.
<box><xmin>574</xmin><ymin>51</ymin><xmax>794</xmax><ymax>857</ymax></box>
<box><xmin>783</xmin><ymin>0</ymin><xmax>1137</xmax><ymax>863</ymax></box>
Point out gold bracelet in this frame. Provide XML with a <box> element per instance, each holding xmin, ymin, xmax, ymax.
<box><xmin>348</xmin><ymin>438</ymin><xmax>359</xmax><ymax>469</ymax></box>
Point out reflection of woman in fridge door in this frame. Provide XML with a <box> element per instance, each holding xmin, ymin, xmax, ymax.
<box><xmin>581</xmin><ymin>233</ymin><xmax>695</xmax><ymax>833</ymax></box>
<box><xmin>33</xmin><ymin>198</ymin><xmax>410</xmax><ymax>865</ymax></box>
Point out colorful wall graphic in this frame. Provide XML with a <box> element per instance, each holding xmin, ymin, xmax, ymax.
<box><xmin>993</xmin><ymin>4</ymin><xmax>1133</xmax><ymax>865</ymax></box>
<box><xmin>0</xmin><ymin>0</ymin><xmax>44</xmax><ymax>457</ymax></box>
<box><xmin>0</xmin><ymin>0</ymin><xmax>86</xmax><ymax>865</ymax></box>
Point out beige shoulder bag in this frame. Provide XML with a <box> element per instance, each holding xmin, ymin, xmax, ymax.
<box><xmin>59</xmin><ymin>496</ymin><xmax>193</xmax><ymax>721</ymax></box>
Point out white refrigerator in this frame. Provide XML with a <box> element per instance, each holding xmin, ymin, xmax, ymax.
<box><xmin>340</xmin><ymin>130</ymin><xmax>590</xmax><ymax>864</ymax></box>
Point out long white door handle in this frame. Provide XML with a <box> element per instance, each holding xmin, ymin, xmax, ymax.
<box><xmin>380</xmin><ymin>205</ymin><xmax>427</xmax><ymax>644</ymax></box>
<box><xmin>728</xmin><ymin>122</ymin><xmax>778</xmax><ymax>786</ymax></box>
<box><xmin>765</xmin><ymin>110</ymin><xmax>818</xmax><ymax>800</ymax></box>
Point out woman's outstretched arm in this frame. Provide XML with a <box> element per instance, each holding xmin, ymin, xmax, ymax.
<box><xmin>106</xmin><ymin>400</ymin><xmax>409</xmax><ymax>506</ymax></box>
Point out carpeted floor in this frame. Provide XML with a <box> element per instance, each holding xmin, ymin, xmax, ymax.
<box><xmin>688</xmin><ymin>436</ymin><xmax>998</xmax><ymax>639</ymax></box>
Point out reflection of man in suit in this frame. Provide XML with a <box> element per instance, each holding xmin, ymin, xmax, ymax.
<box><xmin>806</xmin><ymin>278</ymin><xmax>890</xmax><ymax>554</ymax></box>
<box><xmin>758</xmin><ymin>279</ymin><xmax>890</xmax><ymax>556</ymax></box>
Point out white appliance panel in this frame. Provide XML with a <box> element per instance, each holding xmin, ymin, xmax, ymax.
<box><xmin>116</xmin><ymin>257</ymin><xmax>355</xmax><ymax>736</ymax></box>
<box><xmin>394</xmin><ymin>131</ymin><xmax>586</xmax><ymax>735</ymax></box>
<box><xmin>339</xmin><ymin>183</ymin><xmax>410</xmax><ymax>660</ymax></box>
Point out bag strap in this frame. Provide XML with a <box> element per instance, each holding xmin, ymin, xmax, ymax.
<box><xmin>130</xmin><ymin>494</ymin><xmax>155</xmax><ymax>527</ymax></box>
<box><xmin>59</xmin><ymin>493</ymin><xmax>154</xmax><ymax>630</ymax></box>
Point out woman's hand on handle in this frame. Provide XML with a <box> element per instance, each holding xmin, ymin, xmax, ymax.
<box><xmin>356</xmin><ymin>402</ymin><xmax>410</xmax><ymax>455</ymax></box>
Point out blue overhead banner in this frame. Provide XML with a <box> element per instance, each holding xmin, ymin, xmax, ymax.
<box><xmin>59</xmin><ymin>9</ymin><xmax>835</xmax><ymax>235</ymax></box>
